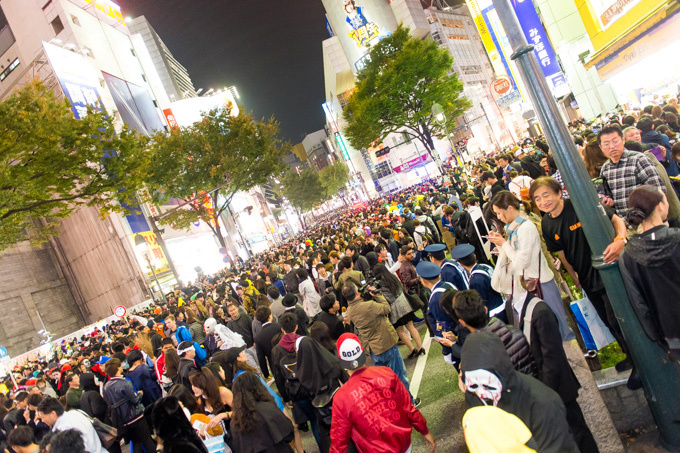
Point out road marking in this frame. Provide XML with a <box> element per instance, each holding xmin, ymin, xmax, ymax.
<box><xmin>410</xmin><ymin>331</ymin><xmax>431</xmax><ymax>398</ymax></box>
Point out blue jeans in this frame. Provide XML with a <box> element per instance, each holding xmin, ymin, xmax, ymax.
<box><xmin>370</xmin><ymin>344</ymin><xmax>410</xmax><ymax>393</ymax></box>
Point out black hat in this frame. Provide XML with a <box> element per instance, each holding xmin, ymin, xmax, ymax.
<box><xmin>282</xmin><ymin>293</ymin><xmax>298</xmax><ymax>308</ymax></box>
<box><xmin>220</xmin><ymin>345</ymin><xmax>246</xmax><ymax>364</ymax></box>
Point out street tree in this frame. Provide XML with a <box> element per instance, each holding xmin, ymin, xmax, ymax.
<box><xmin>0</xmin><ymin>79</ymin><xmax>151</xmax><ymax>249</ymax></box>
<box><xmin>145</xmin><ymin>107</ymin><xmax>287</xmax><ymax>249</ymax></box>
<box><xmin>280</xmin><ymin>168</ymin><xmax>326</xmax><ymax>229</ymax></box>
<box><xmin>318</xmin><ymin>160</ymin><xmax>350</xmax><ymax>204</ymax></box>
<box><xmin>343</xmin><ymin>25</ymin><xmax>471</xmax><ymax>168</ymax></box>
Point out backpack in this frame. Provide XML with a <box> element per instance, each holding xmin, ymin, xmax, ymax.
<box><xmin>414</xmin><ymin>229</ymin><xmax>435</xmax><ymax>245</ymax></box>
<box><xmin>279</xmin><ymin>350</ymin><xmax>309</xmax><ymax>402</ymax></box>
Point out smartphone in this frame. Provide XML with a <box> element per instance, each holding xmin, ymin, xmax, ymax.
<box><xmin>433</xmin><ymin>336</ymin><xmax>446</xmax><ymax>342</ymax></box>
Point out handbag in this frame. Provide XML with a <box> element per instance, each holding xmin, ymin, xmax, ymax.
<box><xmin>78</xmin><ymin>410</ymin><xmax>119</xmax><ymax>449</ymax></box>
<box><xmin>405</xmin><ymin>287</ymin><xmax>425</xmax><ymax>311</ymax></box>
<box><xmin>520</xmin><ymin>251</ymin><xmax>544</xmax><ymax>299</ymax></box>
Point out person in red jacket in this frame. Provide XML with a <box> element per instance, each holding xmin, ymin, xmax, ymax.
<box><xmin>330</xmin><ymin>333</ymin><xmax>435</xmax><ymax>453</ymax></box>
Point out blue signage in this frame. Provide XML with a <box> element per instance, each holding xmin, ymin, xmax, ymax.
<box><xmin>511</xmin><ymin>0</ymin><xmax>560</xmax><ymax>78</ymax></box>
<box><xmin>59</xmin><ymin>79</ymin><xmax>104</xmax><ymax>120</ymax></box>
<box><xmin>0</xmin><ymin>347</ymin><xmax>7</xmax><ymax>358</ymax></box>
<box><xmin>325</xmin><ymin>15</ymin><xmax>335</xmax><ymax>37</ymax></box>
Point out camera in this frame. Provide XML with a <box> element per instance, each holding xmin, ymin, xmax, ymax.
<box><xmin>359</xmin><ymin>278</ymin><xmax>381</xmax><ymax>299</ymax></box>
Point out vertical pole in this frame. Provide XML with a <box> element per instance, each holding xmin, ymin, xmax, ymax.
<box><xmin>480</xmin><ymin>102</ymin><xmax>501</xmax><ymax>149</ymax></box>
<box><xmin>490</xmin><ymin>0</ymin><xmax>680</xmax><ymax>449</ymax></box>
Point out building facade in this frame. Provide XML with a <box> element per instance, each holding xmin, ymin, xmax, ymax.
<box><xmin>128</xmin><ymin>15</ymin><xmax>197</xmax><ymax>102</ymax></box>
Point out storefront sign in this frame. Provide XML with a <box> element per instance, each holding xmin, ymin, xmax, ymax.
<box><xmin>590</xmin><ymin>0</ymin><xmax>644</xmax><ymax>30</ymax></box>
<box><xmin>163</xmin><ymin>108</ymin><xmax>179</xmax><ymax>131</ymax></box>
<box><xmin>43</xmin><ymin>42</ymin><xmax>104</xmax><ymax>119</ymax></box>
<box><xmin>137</xmin><ymin>231</ymin><xmax>171</xmax><ymax>277</ymax></box>
<box><xmin>512</xmin><ymin>0</ymin><xmax>560</xmax><ymax>78</ymax></box>
<box><xmin>594</xmin><ymin>10</ymin><xmax>680</xmax><ymax>80</ymax></box>
<box><xmin>492</xmin><ymin>76</ymin><xmax>512</xmax><ymax>95</ymax></box>
<box><xmin>69</xmin><ymin>0</ymin><xmax>126</xmax><ymax>26</ymax></box>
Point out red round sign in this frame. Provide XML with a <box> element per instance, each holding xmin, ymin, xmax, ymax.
<box><xmin>492</xmin><ymin>76</ymin><xmax>512</xmax><ymax>96</ymax></box>
<box><xmin>114</xmin><ymin>305</ymin><xmax>127</xmax><ymax>318</ymax></box>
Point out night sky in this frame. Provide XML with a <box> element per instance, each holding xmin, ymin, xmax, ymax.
<box><xmin>116</xmin><ymin>0</ymin><xmax>330</xmax><ymax>143</ymax></box>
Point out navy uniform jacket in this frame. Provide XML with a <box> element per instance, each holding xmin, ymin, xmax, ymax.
<box><xmin>427</xmin><ymin>280</ymin><xmax>456</xmax><ymax>358</ymax></box>
<box><xmin>441</xmin><ymin>260</ymin><xmax>469</xmax><ymax>290</ymax></box>
<box><xmin>468</xmin><ymin>264</ymin><xmax>506</xmax><ymax>321</ymax></box>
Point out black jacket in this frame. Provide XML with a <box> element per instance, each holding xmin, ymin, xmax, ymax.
<box><xmin>176</xmin><ymin>359</ymin><xmax>200</xmax><ymax>391</ymax></box>
<box><xmin>231</xmin><ymin>401</ymin><xmax>295</xmax><ymax>453</ymax></box>
<box><xmin>481</xmin><ymin>317</ymin><xmax>537</xmax><ymax>377</ymax></box>
<box><xmin>352</xmin><ymin>254</ymin><xmax>370</xmax><ymax>275</ymax></box>
<box><xmin>518</xmin><ymin>296</ymin><xmax>580</xmax><ymax>403</ymax></box>
<box><xmin>103</xmin><ymin>376</ymin><xmax>144</xmax><ymax>427</ymax></box>
<box><xmin>255</xmin><ymin>322</ymin><xmax>281</xmax><ymax>379</ymax></box>
<box><xmin>620</xmin><ymin>225</ymin><xmax>680</xmax><ymax>354</ymax></box>
<box><xmin>461</xmin><ymin>332</ymin><xmax>578</xmax><ymax>453</ymax></box>
<box><xmin>315</xmin><ymin>311</ymin><xmax>345</xmax><ymax>340</ymax></box>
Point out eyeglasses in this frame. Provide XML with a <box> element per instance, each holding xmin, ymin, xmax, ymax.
<box><xmin>600</xmin><ymin>137</ymin><xmax>622</xmax><ymax>149</ymax></box>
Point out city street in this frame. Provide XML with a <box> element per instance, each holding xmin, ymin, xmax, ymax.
<box><xmin>1</xmin><ymin>0</ymin><xmax>680</xmax><ymax>452</ymax></box>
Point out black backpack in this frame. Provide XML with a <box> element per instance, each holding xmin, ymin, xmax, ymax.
<box><xmin>279</xmin><ymin>350</ymin><xmax>309</xmax><ymax>402</ymax></box>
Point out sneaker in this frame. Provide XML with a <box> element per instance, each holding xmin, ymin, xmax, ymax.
<box><xmin>413</xmin><ymin>397</ymin><xmax>421</xmax><ymax>408</ymax></box>
<box><xmin>615</xmin><ymin>357</ymin><xmax>633</xmax><ymax>372</ymax></box>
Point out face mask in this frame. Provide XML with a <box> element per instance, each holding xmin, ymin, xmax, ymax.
<box><xmin>464</xmin><ymin>369</ymin><xmax>503</xmax><ymax>407</ymax></box>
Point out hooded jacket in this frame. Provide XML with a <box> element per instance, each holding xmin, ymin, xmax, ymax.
<box><xmin>80</xmin><ymin>373</ymin><xmax>107</xmax><ymax>421</ymax></box>
<box><xmin>461</xmin><ymin>332</ymin><xmax>578</xmax><ymax>453</ymax></box>
<box><xmin>620</xmin><ymin>225</ymin><xmax>680</xmax><ymax>353</ymax></box>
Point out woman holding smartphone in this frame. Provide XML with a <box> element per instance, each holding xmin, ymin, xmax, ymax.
<box><xmin>487</xmin><ymin>191</ymin><xmax>574</xmax><ymax>341</ymax></box>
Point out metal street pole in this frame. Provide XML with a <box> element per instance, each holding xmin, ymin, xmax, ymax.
<box><xmin>490</xmin><ymin>0</ymin><xmax>680</xmax><ymax>448</ymax></box>
<box><xmin>479</xmin><ymin>101</ymin><xmax>501</xmax><ymax>150</ymax></box>
<box><xmin>145</xmin><ymin>255</ymin><xmax>166</xmax><ymax>303</ymax></box>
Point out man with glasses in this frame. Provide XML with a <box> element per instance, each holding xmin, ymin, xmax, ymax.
<box><xmin>599</xmin><ymin>125</ymin><xmax>665</xmax><ymax>218</ymax></box>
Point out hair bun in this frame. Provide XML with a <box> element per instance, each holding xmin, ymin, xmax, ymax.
<box><xmin>626</xmin><ymin>208</ymin><xmax>646</xmax><ymax>226</ymax></box>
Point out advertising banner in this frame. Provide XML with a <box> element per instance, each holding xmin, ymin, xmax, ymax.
<box><xmin>481</xmin><ymin>5</ymin><xmax>523</xmax><ymax>106</ymax></box>
<box><xmin>43</xmin><ymin>42</ymin><xmax>104</xmax><ymax>119</ymax></box>
<box><xmin>589</xmin><ymin>0</ymin><xmax>644</xmax><ymax>30</ymax></box>
<box><xmin>137</xmin><ymin>231</ymin><xmax>171</xmax><ymax>277</ymax></box>
<box><xmin>321</xmin><ymin>0</ymin><xmax>397</xmax><ymax>74</ymax></box>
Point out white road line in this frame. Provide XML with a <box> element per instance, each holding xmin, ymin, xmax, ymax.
<box><xmin>409</xmin><ymin>331</ymin><xmax>431</xmax><ymax>398</ymax></box>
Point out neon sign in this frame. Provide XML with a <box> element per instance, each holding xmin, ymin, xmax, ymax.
<box><xmin>78</xmin><ymin>0</ymin><xmax>126</xmax><ymax>25</ymax></box>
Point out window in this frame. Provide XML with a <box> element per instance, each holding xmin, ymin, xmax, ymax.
<box><xmin>42</xmin><ymin>0</ymin><xmax>53</xmax><ymax>11</ymax></box>
<box><xmin>51</xmin><ymin>16</ymin><xmax>64</xmax><ymax>35</ymax></box>
<box><xmin>141</xmin><ymin>73</ymin><xmax>147</xmax><ymax>82</ymax></box>
<box><xmin>71</xmin><ymin>14</ymin><xmax>80</xmax><ymax>26</ymax></box>
<box><xmin>0</xmin><ymin>58</ymin><xmax>20</xmax><ymax>81</ymax></box>
<box><xmin>152</xmin><ymin>100</ymin><xmax>158</xmax><ymax>107</ymax></box>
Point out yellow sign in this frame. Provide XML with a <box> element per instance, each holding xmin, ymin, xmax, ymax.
<box><xmin>137</xmin><ymin>231</ymin><xmax>171</xmax><ymax>277</ymax></box>
<box><xmin>576</xmin><ymin>0</ymin><xmax>671</xmax><ymax>57</ymax></box>
<box><xmin>594</xmin><ymin>9</ymin><xmax>680</xmax><ymax>80</ymax></box>
<box><xmin>465</xmin><ymin>0</ymin><xmax>505</xmax><ymax>76</ymax></box>
<box><xmin>80</xmin><ymin>0</ymin><xmax>126</xmax><ymax>25</ymax></box>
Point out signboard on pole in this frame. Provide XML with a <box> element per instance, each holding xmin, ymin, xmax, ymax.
<box><xmin>114</xmin><ymin>305</ymin><xmax>127</xmax><ymax>318</ymax></box>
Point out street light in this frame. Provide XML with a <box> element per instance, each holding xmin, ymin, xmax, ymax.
<box><xmin>431</xmin><ymin>103</ymin><xmax>458</xmax><ymax>169</ymax></box>
<box><xmin>134</xmin><ymin>234</ymin><xmax>166</xmax><ymax>303</ymax></box>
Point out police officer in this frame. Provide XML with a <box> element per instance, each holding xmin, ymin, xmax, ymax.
<box><xmin>425</xmin><ymin>244</ymin><xmax>469</xmax><ymax>290</ymax></box>
<box><xmin>417</xmin><ymin>261</ymin><xmax>457</xmax><ymax>366</ymax></box>
<box><xmin>451</xmin><ymin>244</ymin><xmax>507</xmax><ymax>323</ymax></box>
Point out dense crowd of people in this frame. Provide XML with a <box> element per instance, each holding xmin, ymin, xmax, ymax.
<box><xmin>0</xmin><ymin>99</ymin><xmax>679</xmax><ymax>453</ymax></box>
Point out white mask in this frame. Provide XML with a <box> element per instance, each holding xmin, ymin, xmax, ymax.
<box><xmin>464</xmin><ymin>369</ymin><xmax>503</xmax><ymax>407</ymax></box>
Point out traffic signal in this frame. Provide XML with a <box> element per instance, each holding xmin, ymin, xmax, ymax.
<box><xmin>375</xmin><ymin>146</ymin><xmax>391</xmax><ymax>158</ymax></box>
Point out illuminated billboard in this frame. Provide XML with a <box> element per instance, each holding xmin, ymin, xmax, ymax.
<box><xmin>168</xmin><ymin>91</ymin><xmax>240</xmax><ymax>128</ymax></box>
<box><xmin>322</xmin><ymin>0</ymin><xmax>397</xmax><ymax>73</ymax></box>
<box><xmin>68</xmin><ymin>0</ymin><xmax>126</xmax><ymax>27</ymax></box>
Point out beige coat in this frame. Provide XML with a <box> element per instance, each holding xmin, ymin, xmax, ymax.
<box><xmin>347</xmin><ymin>294</ymin><xmax>398</xmax><ymax>356</ymax></box>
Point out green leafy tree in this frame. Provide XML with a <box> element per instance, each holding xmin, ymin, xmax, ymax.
<box><xmin>0</xmin><ymin>79</ymin><xmax>151</xmax><ymax>249</ymax></box>
<box><xmin>318</xmin><ymin>160</ymin><xmax>350</xmax><ymax>204</ymax></box>
<box><xmin>280</xmin><ymin>168</ymin><xmax>326</xmax><ymax>229</ymax></box>
<box><xmin>343</xmin><ymin>25</ymin><xmax>471</xmax><ymax>167</ymax></box>
<box><xmin>145</xmin><ymin>107</ymin><xmax>287</xmax><ymax>248</ymax></box>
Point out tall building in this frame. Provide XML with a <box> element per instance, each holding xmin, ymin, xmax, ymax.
<box><xmin>301</xmin><ymin>129</ymin><xmax>334</xmax><ymax>171</ymax></box>
<box><xmin>0</xmin><ymin>0</ymin><xmax>173</xmax><ymax>340</ymax></box>
<box><xmin>320</xmin><ymin>0</ymin><xmax>519</xmax><ymax>195</ymax></box>
<box><xmin>128</xmin><ymin>16</ymin><xmax>197</xmax><ymax>101</ymax></box>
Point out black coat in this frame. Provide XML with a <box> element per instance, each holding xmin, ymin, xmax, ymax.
<box><xmin>518</xmin><ymin>296</ymin><xmax>580</xmax><ymax>403</ymax></box>
<box><xmin>231</xmin><ymin>401</ymin><xmax>294</xmax><ymax>453</ymax></box>
<box><xmin>315</xmin><ymin>311</ymin><xmax>345</xmax><ymax>340</ymax></box>
<box><xmin>461</xmin><ymin>332</ymin><xmax>578</xmax><ymax>453</ymax></box>
<box><xmin>254</xmin><ymin>322</ymin><xmax>281</xmax><ymax>379</ymax></box>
